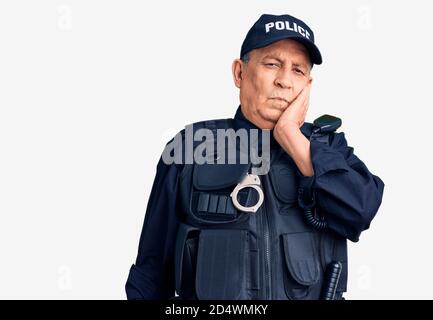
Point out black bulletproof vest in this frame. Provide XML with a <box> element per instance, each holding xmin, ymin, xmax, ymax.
<box><xmin>174</xmin><ymin>118</ymin><xmax>348</xmax><ymax>300</ymax></box>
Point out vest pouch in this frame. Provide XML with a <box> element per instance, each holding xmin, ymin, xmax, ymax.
<box><xmin>195</xmin><ymin>229</ymin><xmax>250</xmax><ymax>300</ymax></box>
<box><xmin>175</xmin><ymin>223</ymin><xmax>200</xmax><ymax>299</ymax></box>
<box><xmin>281</xmin><ymin>232</ymin><xmax>321</xmax><ymax>299</ymax></box>
<box><xmin>269</xmin><ymin>153</ymin><xmax>299</xmax><ymax>215</ymax></box>
<box><xmin>191</xmin><ymin>162</ymin><xmax>251</xmax><ymax>224</ymax></box>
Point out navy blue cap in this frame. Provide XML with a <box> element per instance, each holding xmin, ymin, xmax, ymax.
<box><xmin>240</xmin><ymin>14</ymin><xmax>322</xmax><ymax>65</ymax></box>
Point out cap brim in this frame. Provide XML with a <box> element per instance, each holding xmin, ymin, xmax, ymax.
<box><xmin>245</xmin><ymin>34</ymin><xmax>322</xmax><ymax>65</ymax></box>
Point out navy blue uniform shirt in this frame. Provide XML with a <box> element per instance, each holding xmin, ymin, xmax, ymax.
<box><xmin>125</xmin><ymin>106</ymin><xmax>385</xmax><ymax>299</ymax></box>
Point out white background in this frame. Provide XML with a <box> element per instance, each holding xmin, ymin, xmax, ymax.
<box><xmin>0</xmin><ymin>0</ymin><xmax>431</xmax><ymax>299</ymax></box>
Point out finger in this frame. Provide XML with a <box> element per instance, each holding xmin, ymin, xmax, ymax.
<box><xmin>304</xmin><ymin>92</ymin><xmax>310</xmax><ymax>112</ymax></box>
<box><xmin>302</xmin><ymin>83</ymin><xmax>312</xmax><ymax>99</ymax></box>
<box><xmin>299</xmin><ymin>85</ymin><xmax>311</xmax><ymax>107</ymax></box>
<box><xmin>305</xmin><ymin>82</ymin><xmax>312</xmax><ymax>94</ymax></box>
<box><xmin>295</xmin><ymin>85</ymin><xmax>310</xmax><ymax>106</ymax></box>
<box><xmin>290</xmin><ymin>83</ymin><xmax>311</xmax><ymax>110</ymax></box>
<box><xmin>302</xmin><ymin>94</ymin><xmax>310</xmax><ymax>117</ymax></box>
<box><xmin>302</xmin><ymin>104</ymin><xmax>308</xmax><ymax>119</ymax></box>
<box><xmin>303</xmin><ymin>83</ymin><xmax>312</xmax><ymax>106</ymax></box>
<box><xmin>304</xmin><ymin>90</ymin><xmax>310</xmax><ymax>108</ymax></box>
<box><xmin>303</xmin><ymin>105</ymin><xmax>308</xmax><ymax>120</ymax></box>
<box><xmin>295</xmin><ymin>83</ymin><xmax>310</xmax><ymax>100</ymax></box>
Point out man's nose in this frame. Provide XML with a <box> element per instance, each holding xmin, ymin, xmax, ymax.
<box><xmin>274</xmin><ymin>68</ymin><xmax>293</xmax><ymax>89</ymax></box>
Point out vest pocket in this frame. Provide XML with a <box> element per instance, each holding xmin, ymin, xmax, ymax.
<box><xmin>175</xmin><ymin>223</ymin><xmax>200</xmax><ymax>299</ymax></box>
<box><xmin>281</xmin><ymin>232</ymin><xmax>320</xmax><ymax>299</ymax></box>
<box><xmin>175</xmin><ymin>224</ymin><xmax>259</xmax><ymax>300</ymax></box>
<box><xmin>195</xmin><ymin>229</ymin><xmax>249</xmax><ymax>300</ymax></box>
<box><xmin>191</xmin><ymin>163</ymin><xmax>251</xmax><ymax>223</ymax></box>
<box><xmin>269</xmin><ymin>155</ymin><xmax>299</xmax><ymax>215</ymax></box>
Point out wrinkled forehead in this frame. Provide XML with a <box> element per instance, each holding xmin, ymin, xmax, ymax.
<box><xmin>252</xmin><ymin>39</ymin><xmax>310</xmax><ymax>62</ymax></box>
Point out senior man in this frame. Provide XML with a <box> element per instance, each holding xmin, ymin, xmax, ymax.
<box><xmin>125</xmin><ymin>13</ymin><xmax>385</xmax><ymax>300</ymax></box>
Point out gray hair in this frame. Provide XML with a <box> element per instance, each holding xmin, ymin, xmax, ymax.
<box><xmin>241</xmin><ymin>52</ymin><xmax>250</xmax><ymax>64</ymax></box>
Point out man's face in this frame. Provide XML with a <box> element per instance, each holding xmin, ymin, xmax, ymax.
<box><xmin>233</xmin><ymin>39</ymin><xmax>312</xmax><ymax>129</ymax></box>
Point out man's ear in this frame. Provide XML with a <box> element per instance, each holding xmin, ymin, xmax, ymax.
<box><xmin>232</xmin><ymin>59</ymin><xmax>243</xmax><ymax>89</ymax></box>
<box><xmin>309</xmin><ymin>76</ymin><xmax>313</xmax><ymax>85</ymax></box>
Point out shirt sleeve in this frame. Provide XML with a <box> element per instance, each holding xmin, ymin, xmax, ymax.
<box><xmin>125</xmin><ymin>157</ymin><xmax>182</xmax><ymax>300</ymax></box>
<box><xmin>299</xmin><ymin>132</ymin><xmax>385</xmax><ymax>242</ymax></box>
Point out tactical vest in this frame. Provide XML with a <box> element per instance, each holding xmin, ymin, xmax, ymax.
<box><xmin>174</xmin><ymin>116</ymin><xmax>348</xmax><ymax>300</ymax></box>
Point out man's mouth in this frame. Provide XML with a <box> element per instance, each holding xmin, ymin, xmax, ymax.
<box><xmin>270</xmin><ymin>97</ymin><xmax>289</xmax><ymax>103</ymax></box>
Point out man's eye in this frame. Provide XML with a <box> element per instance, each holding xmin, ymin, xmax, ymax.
<box><xmin>265</xmin><ymin>63</ymin><xmax>279</xmax><ymax>68</ymax></box>
<box><xmin>294</xmin><ymin>68</ymin><xmax>305</xmax><ymax>75</ymax></box>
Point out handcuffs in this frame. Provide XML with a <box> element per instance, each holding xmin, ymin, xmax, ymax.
<box><xmin>230</xmin><ymin>173</ymin><xmax>264</xmax><ymax>213</ymax></box>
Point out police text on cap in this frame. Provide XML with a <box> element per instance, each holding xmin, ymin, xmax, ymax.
<box><xmin>264</xmin><ymin>21</ymin><xmax>311</xmax><ymax>40</ymax></box>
